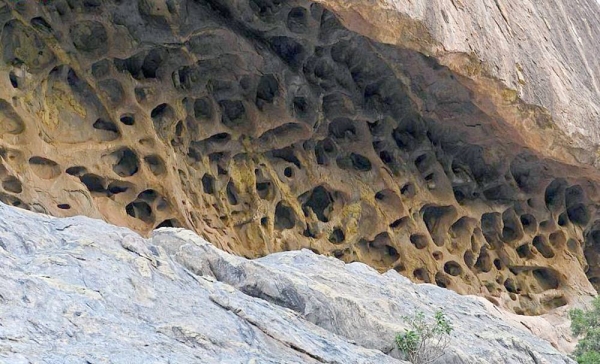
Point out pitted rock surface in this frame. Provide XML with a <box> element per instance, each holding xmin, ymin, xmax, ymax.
<box><xmin>0</xmin><ymin>0</ymin><xmax>599</xmax><ymax>316</ymax></box>
<box><xmin>314</xmin><ymin>0</ymin><xmax>600</xmax><ymax>166</ymax></box>
<box><xmin>0</xmin><ymin>203</ymin><xmax>575</xmax><ymax>363</ymax></box>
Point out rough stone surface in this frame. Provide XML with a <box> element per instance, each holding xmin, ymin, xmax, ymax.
<box><xmin>316</xmin><ymin>0</ymin><xmax>600</xmax><ymax>166</ymax></box>
<box><xmin>0</xmin><ymin>0</ymin><xmax>599</xmax><ymax>316</ymax></box>
<box><xmin>0</xmin><ymin>203</ymin><xmax>576</xmax><ymax>363</ymax></box>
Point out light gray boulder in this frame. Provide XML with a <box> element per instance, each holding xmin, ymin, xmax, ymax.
<box><xmin>0</xmin><ymin>203</ymin><xmax>574</xmax><ymax>363</ymax></box>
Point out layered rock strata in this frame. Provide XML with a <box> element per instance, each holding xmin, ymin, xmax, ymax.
<box><xmin>0</xmin><ymin>0</ymin><xmax>599</xmax><ymax>315</ymax></box>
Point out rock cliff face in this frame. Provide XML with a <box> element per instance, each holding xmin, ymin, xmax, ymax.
<box><xmin>0</xmin><ymin>203</ymin><xmax>576</xmax><ymax>363</ymax></box>
<box><xmin>0</xmin><ymin>0</ymin><xmax>599</xmax><ymax>316</ymax></box>
<box><xmin>315</xmin><ymin>0</ymin><xmax>600</xmax><ymax>166</ymax></box>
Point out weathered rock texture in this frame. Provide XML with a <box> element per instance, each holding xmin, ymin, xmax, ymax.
<box><xmin>0</xmin><ymin>203</ymin><xmax>576</xmax><ymax>363</ymax></box>
<box><xmin>0</xmin><ymin>0</ymin><xmax>599</xmax><ymax>316</ymax></box>
<box><xmin>315</xmin><ymin>0</ymin><xmax>600</xmax><ymax>166</ymax></box>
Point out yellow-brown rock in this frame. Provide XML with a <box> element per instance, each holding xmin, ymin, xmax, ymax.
<box><xmin>0</xmin><ymin>0</ymin><xmax>599</xmax><ymax>316</ymax></box>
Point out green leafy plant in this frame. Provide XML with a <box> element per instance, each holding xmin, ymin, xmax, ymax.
<box><xmin>395</xmin><ymin>310</ymin><xmax>453</xmax><ymax>364</ymax></box>
<box><xmin>569</xmin><ymin>297</ymin><xmax>600</xmax><ymax>363</ymax></box>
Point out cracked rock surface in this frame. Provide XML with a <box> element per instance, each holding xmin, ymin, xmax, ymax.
<box><xmin>0</xmin><ymin>203</ymin><xmax>575</xmax><ymax>363</ymax></box>
<box><xmin>0</xmin><ymin>0</ymin><xmax>599</xmax><ymax>316</ymax></box>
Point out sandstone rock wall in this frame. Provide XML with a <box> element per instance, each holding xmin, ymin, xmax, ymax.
<box><xmin>316</xmin><ymin>0</ymin><xmax>600</xmax><ymax>166</ymax></box>
<box><xmin>0</xmin><ymin>202</ymin><xmax>575</xmax><ymax>363</ymax></box>
<box><xmin>0</xmin><ymin>0</ymin><xmax>599</xmax><ymax>316</ymax></box>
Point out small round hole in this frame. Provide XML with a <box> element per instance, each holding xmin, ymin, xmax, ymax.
<box><xmin>9</xmin><ymin>71</ymin><xmax>18</xmax><ymax>88</ymax></box>
<box><xmin>284</xmin><ymin>167</ymin><xmax>293</xmax><ymax>178</ymax></box>
<box><xmin>120</xmin><ymin>114</ymin><xmax>135</xmax><ymax>125</ymax></box>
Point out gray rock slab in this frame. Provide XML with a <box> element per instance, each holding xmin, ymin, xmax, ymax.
<box><xmin>0</xmin><ymin>203</ymin><xmax>574</xmax><ymax>363</ymax></box>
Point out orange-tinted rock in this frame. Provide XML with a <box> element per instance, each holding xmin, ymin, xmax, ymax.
<box><xmin>0</xmin><ymin>0</ymin><xmax>598</xmax><ymax>316</ymax></box>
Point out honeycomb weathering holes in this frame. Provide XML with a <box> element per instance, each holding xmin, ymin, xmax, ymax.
<box><xmin>111</xmin><ymin>148</ymin><xmax>139</xmax><ymax>177</ymax></box>
<box><xmin>1</xmin><ymin>0</ymin><xmax>598</xmax><ymax>316</ymax></box>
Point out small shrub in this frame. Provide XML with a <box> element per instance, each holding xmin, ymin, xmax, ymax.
<box><xmin>395</xmin><ymin>310</ymin><xmax>453</xmax><ymax>364</ymax></box>
<box><xmin>569</xmin><ymin>297</ymin><xmax>600</xmax><ymax>363</ymax></box>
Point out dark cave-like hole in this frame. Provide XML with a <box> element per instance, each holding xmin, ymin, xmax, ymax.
<box><xmin>270</xmin><ymin>36</ymin><xmax>306</xmax><ymax>69</ymax></box>
<box><xmin>443</xmin><ymin>261</ymin><xmax>463</xmax><ymax>276</ymax></box>
<box><xmin>219</xmin><ymin>100</ymin><xmax>247</xmax><ymax>128</ymax></box>
<box><xmin>202</xmin><ymin>174</ymin><xmax>216</xmax><ymax>194</ymax></box>
<box><xmin>379</xmin><ymin>150</ymin><xmax>393</xmax><ymax>164</ymax></box>
<box><xmin>332</xmin><ymin>249</ymin><xmax>346</xmax><ymax>259</ymax></box>
<box><xmin>516</xmin><ymin>243</ymin><xmax>533</xmax><ymax>259</ymax></box>
<box><xmin>284</xmin><ymin>167</ymin><xmax>293</xmax><ymax>178</ymax></box>
<box><xmin>226</xmin><ymin>181</ymin><xmax>239</xmax><ymax>205</ymax></box>
<box><xmin>120</xmin><ymin>114</ymin><xmax>135</xmax><ymax>126</ymax></box>
<box><xmin>532</xmin><ymin>268</ymin><xmax>560</xmax><ymax>290</ymax></box>
<box><xmin>107</xmin><ymin>181</ymin><xmax>129</xmax><ymax>195</ymax></box>
<box><xmin>9</xmin><ymin>71</ymin><xmax>18</xmax><ymax>88</ymax></box>
<box><xmin>112</xmin><ymin>148</ymin><xmax>139</xmax><ymax>177</ymax></box>
<box><xmin>504</xmin><ymin>278</ymin><xmax>519</xmax><ymax>294</ymax></box>
<box><xmin>156</xmin><ymin>219</ymin><xmax>180</xmax><ymax>229</ymax></box>
<box><xmin>475</xmin><ymin>247</ymin><xmax>492</xmax><ymax>272</ymax></box>
<box><xmin>194</xmin><ymin>97</ymin><xmax>213</xmax><ymax>120</ymax></box>
<box><xmin>256</xmin><ymin>181</ymin><xmax>272</xmax><ymax>200</ymax></box>
<box><xmin>453</xmin><ymin>187</ymin><xmax>466</xmax><ymax>204</ymax></box>
<box><xmin>567</xmin><ymin>203</ymin><xmax>590</xmax><ymax>226</ymax></box>
<box><xmin>558</xmin><ymin>212</ymin><xmax>569</xmax><ymax>226</ymax></box>
<box><xmin>144</xmin><ymin>155</ymin><xmax>166</xmax><ymax>176</ymax></box>
<box><xmin>271</xmin><ymin>147</ymin><xmax>301</xmax><ymax>168</ymax></box>
<box><xmin>256</xmin><ymin>74</ymin><xmax>279</xmax><ymax>106</ymax></box>
<box><xmin>565</xmin><ymin>185</ymin><xmax>585</xmax><ymax>207</ymax></box>
<box><xmin>151</xmin><ymin>103</ymin><xmax>175</xmax><ymax>127</ymax></box>
<box><xmin>350</xmin><ymin>153</ymin><xmax>371</xmax><ymax>171</ymax></box>
<box><xmin>274</xmin><ymin>201</ymin><xmax>296</xmax><ymax>230</ymax></box>
<box><xmin>435</xmin><ymin>272</ymin><xmax>451</xmax><ymax>288</ymax></box>
<box><xmin>302</xmin><ymin>185</ymin><xmax>333</xmax><ymax>223</ymax></box>
<box><xmin>520</xmin><ymin>214</ymin><xmax>537</xmax><ymax>233</ymax></box>
<box><xmin>91</xmin><ymin>59</ymin><xmax>110</xmax><ymax>78</ymax></box>
<box><xmin>544</xmin><ymin>178</ymin><xmax>567</xmax><ymax>211</ymax></box>
<box><xmin>493</xmin><ymin>258</ymin><xmax>504</xmax><ymax>270</ymax></box>
<box><xmin>389</xmin><ymin>217</ymin><xmax>409</xmax><ymax>229</ymax></box>
<box><xmin>293</xmin><ymin>96</ymin><xmax>309</xmax><ymax>118</ymax></box>
<box><xmin>400</xmin><ymin>183</ymin><xmax>416</xmax><ymax>198</ymax></box>
<box><xmin>66</xmin><ymin>166</ymin><xmax>87</xmax><ymax>176</ymax></box>
<box><xmin>413</xmin><ymin>268</ymin><xmax>430</xmax><ymax>283</ymax></box>
<box><xmin>126</xmin><ymin>201</ymin><xmax>153</xmax><ymax>223</ymax></box>
<box><xmin>409</xmin><ymin>234</ymin><xmax>428</xmax><ymax>249</ymax></box>
<box><xmin>31</xmin><ymin>16</ymin><xmax>53</xmax><ymax>33</ymax></box>
<box><xmin>1</xmin><ymin>177</ymin><xmax>21</xmax><ymax>194</ymax></box>
<box><xmin>287</xmin><ymin>6</ymin><xmax>308</xmax><ymax>33</ymax></box>
<box><xmin>138</xmin><ymin>189</ymin><xmax>158</xmax><ymax>203</ymax></box>
<box><xmin>93</xmin><ymin>118</ymin><xmax>119</xmax><ymax>134</ymax></box>
<box><xmin>481</xmin><ymin>212</ymin><xmax>502</xmax><ymax>242</ymax></box>
<box><xmin>141</xmin><ymin>48</ymin><xmax>167</xmax><ymax>79</ymax></box>
<box><xmin>329</xmin><ymin>118</ymin><xmax>356</xmax><ymax>140</ymax></box>
<box><xmin>464</xmin><ymin>250</ymin><xmax>474</xmax><ymax>268</ymax></box>
<box><xmin>414</xmin><ymin>153</ymin><xmax>434</xmax><ymax>173</ymax></box>
<box><xmin>79</xmin><ymin>173</ymin><xmax>104</xmax><ymax>193</ymax></box>
<box><xmin>501</xmin><ymin>208</ymin><xmax>523</xmax><ymax>243</ymax></box>
<box><xmin>329</xmin><ymin>228</ymin><xmax>345</xmax><ymax>244</ymax></box>
<box><xmin>422</xmin><ymin>205</ymin><xmax>456</xmax><ymax>247</ymax></box>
